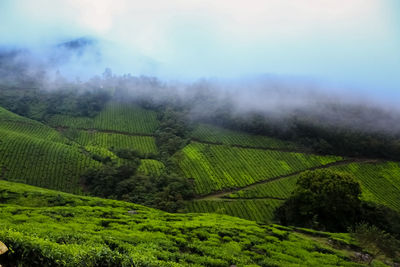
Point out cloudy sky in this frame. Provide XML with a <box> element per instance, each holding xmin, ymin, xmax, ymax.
<box><xmin>0</xmin><ymin>0</ymin><xmax>399</xmax><ymax>98</ymax></box>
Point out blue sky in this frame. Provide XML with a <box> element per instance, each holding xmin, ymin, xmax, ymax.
<box><xmin>0</xmin><ymin>0</ymin><xmax>399</xmax><ymax>99</ymax></box>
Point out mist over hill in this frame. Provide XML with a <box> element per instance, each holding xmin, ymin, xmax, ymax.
<box><xmin>1</xmin><ymin>2</ymin><xmax>400</xmax><ymax>266</ymax></box>
<box><xmin>1</xmin><ymin>44</ymin><xmax>399</xmax><ymax>139</ymax></box>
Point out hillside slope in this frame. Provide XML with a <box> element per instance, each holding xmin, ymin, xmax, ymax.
<box><xmin>0</xmin><ymin>105</ymin><xmax>163</xmax><ymax>194</ymax></box>
<box><xmin>0</xmin><ymin>107</ymin><xmax>103</xmax><ymax>193</ymax></box>
<box><xmin>0</xmin><ymin>180</ymin><xmax>371</xmax><ymax>266</ymax></box>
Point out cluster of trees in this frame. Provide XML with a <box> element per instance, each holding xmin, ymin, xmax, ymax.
<box><xmin>201</xmin><ymin>110</ymin><xmax>400</xmax><ymax>161</ymax></box>
<box><xmin>275</xmin><ymin>169</ymin><xmax>400</xmax><ymax>262</ymax></box>
<box><xmin>0</xmin><ymin>86</ymin><xmax>111</xmax><ymax>121</ymax></box>
<box><xmin>351</xmin><ymin>223</ymin><xmax>399</xmax><ymax>264</ymax></box>
<box><xmin>155</xmin><ymin>107</ymin><xmax>191</xmax><ymax>163</ymax></box>
<box><xmin>276</xmin><ymin>170</ymin><xmax>400</xmax><ymax>236</ymax></box>
<box><xmin>81</xmin><ymin>150</ymin><xmax>194</xmax><ymax>212</ymax></box>
<box><xmin>43</xmin><ymin>89</ymin><xmax>111</xmax><ymax>119</ymax></box>
<box><xmin>275</xmin><ymin>170</ymin><xmax>362</xmax><ymax>232</ymax></box>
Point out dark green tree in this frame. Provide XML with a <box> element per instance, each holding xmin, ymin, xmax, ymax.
<box><xmin>276</xmin><ymin>169</ymin><xmax>362</xmax><ymax>231</ymax></box>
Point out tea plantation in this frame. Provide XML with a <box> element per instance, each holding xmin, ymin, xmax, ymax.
<box><xmin>0</xmin><ymin>180</ymin><xmax>372</xmax><ymax>266</ymax></box>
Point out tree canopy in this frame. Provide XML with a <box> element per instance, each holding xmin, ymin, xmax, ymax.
<box><xmin>276</xmin><ymin>169</ymin><xmax>362</xmax><ymax>232</ymax></box>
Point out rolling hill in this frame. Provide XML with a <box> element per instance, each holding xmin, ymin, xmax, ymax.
<box><xmin>0</xmin><ymin>180</ymin><xmax>374</xmax><ymax>266</ymax></box>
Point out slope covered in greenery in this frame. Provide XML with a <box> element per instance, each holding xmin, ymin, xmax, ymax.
<box><xmin>333</xmin><ymin>162</ymin><xmax>400</xmax><ymax>212</ymax></box>
<box><xmin>191</xmin><ymin>123</ymin><xmax>299</xmax><ymax>149</ymax></box>
<box><xmin>0</xmin><ymin>107</ymin><xmax>102</xmax><ymax>193</ymax></box>
<box><xmin>227</xmin><ymin>174</ymin><xmax>300</xmax><ymax>199</ymax></box>
<box><xmin>227</xmin><ymin>161</ymin><xmax>400</xmax><ymax>212</ymax></box>
<box><xmin>137</xmin><ymin>159</ymin><xmax>165</xmax><ymax>177</ymax></box>
<box><xmin>0</xmin><ymin>180</ymin><xmax>370</xmax><ymax>266</ymax></box>
<box><xmin>0</xmin><ymin>128</ymin><xmax>100</xmax><ymax>193</ymax></box>
<box><xmin>186</xmin><ymin>199</ymin><xmax>284</xmax><ymax>223</ymax></box>
<box><xmin>215</xmin><ymin>161</ymin><xmax>400</xmax><ymax>223</ymax></box>
<box><xmin>178</xmin><ymin>142</ymin><xmax>343</xmax><ymax>195</ymax></box>
<box><xmin>0</xmin><ymin>106</ymin><xmax>66</xmax><ymax>143</ymax></box>
<box><xmin>47</xmin><ymin>102</ymin><xmax>159</xmax><ymax>134</ymax></box>
<box><xmin>73</xmin><ymin>131</ymin><xmax>158</xmax><ymax>155</ymax></box>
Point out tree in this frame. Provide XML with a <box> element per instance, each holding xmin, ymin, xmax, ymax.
<box><xmin>350</xmin><ymin>223</ymin><xmax>399</xmax><ymax>265</ymax></box>
<box><xmin>275</xmin><ymin>169</ymin><xmax>361</xmax><ymax>231</ymax></box>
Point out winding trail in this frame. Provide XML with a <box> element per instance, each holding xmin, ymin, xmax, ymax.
<box><xmin>197</xmin><ymin>158</ymin><xmax>380</xmax><ymax>200</ymax></box>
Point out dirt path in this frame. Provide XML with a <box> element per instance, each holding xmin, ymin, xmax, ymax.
<box><xmin>198</xmin><ymin>158</ymin><xmax>380</xmax><ymax>200</ymax></box>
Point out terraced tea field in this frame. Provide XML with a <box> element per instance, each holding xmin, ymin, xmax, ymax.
<box><xmin>0</xmin><ymin>107</ymin><xmax>66</xmax><ymax>143</ymax></box>
<box><xmin>186</xmin><ymin>199</ymin><xmax>283</xmax><ymax>223</ymax></box>
<box><xmin>333</xmin><ymin>162</ymin><xmax>400</xmax><ymax>212</ymax></box>
<box><xmin>74</xmin><ymin>131</ymin><xmax>158</xmax><ymax>155</ymax></box>
<box><xmin>189</xmin><ymin>160</ymin><xmax>400</xmax><ymax>222</ymax></box>
<box><xmin>178</xmin><ymin>142</ymin><xmax>343</xmax><ymax>195</ymax></box>
<box><xmin>0</xmin><ymin>128</ymin><xmax>100</xmax><ymax>193</ymax></box>
<box><xmin>226</xmin><ymin>174</ymin><xmax>299</xmax><ymax>199</ymax></box>
<box><xmin>191</xmin><ymin>123</ymin><xmax>298</xmax><ymax>149</ymax></box>
<box><xmin>138</xmin><ymin>159</ymin><xmax>165</xmax><ymax>177</ymax></box>
<box><xmin>48</xmin><ymin>102</ymin><xmax>159</xmax><ymax>134</ymax></box>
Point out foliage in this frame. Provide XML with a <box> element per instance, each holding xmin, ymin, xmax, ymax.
<box><xmin>112</xmin><ymin>148</ymin><xmax>142</xmax><ymax>160</ymax></box>
<box><xmin>350</xmin><ymin>223</ymin><xmax>400</xmax><ymax>264</ymax></box>
<box><xmin>81</xmin><ymin>162</ymin><xmax>194</xmax><ymax>212</ymax></box>
<box><xmin>359</xmin><ymin>202</ymin><xmax>400</xmax><ymax>239</ymax></box>
<box><xmin>81</xmin><ymin>164</ymin><xmax>139</xmax><ymax>198</ymax></box>
<box><xmin>199</xmin><ymin>108</ymin><xmax>400</xmax><ymax>161</ymax></box>
<box><xmin>276</xmin><ymin>169</ymin><xmax>362</xmax><ymax>232</ymax></box>
<box><xmin>155</xmin><ymin>107</ymin><xmax>190</xmax><ymax>161</ymax></box>
<box><xmin>0</xmin><ymin>85</ymin><xmax>111</xmax><ymax>120</ymax></box>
